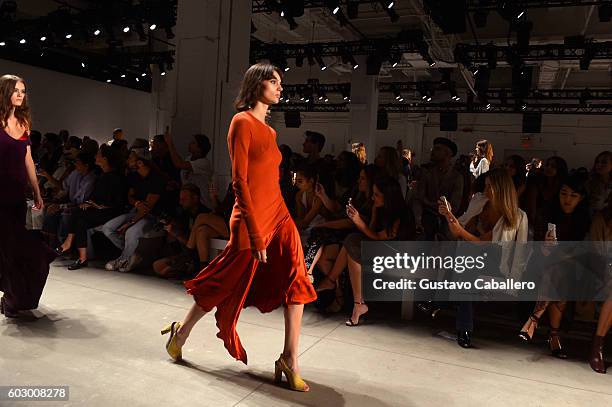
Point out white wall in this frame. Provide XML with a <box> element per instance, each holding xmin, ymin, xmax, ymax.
<box><xmin>0</xmin><ymin>59</ymin><xmax>153</xmax><ymax>145</ymax></box>
<box><xmin>270</xmin><ymin>111</ymin><xmax>612</xmax><ymax>170</ymax></box>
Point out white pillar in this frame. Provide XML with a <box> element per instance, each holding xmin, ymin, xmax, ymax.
<box><xmin>152</xmin><ymin>0</ymin><xmax>251</xmax><ymax>189</ymax></box>
<box><xmin>348</xmin><ymin>56</ymin><xmax>379</xmax><ymax>163</ymax></box>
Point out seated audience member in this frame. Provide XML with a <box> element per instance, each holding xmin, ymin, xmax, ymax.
<box><xmin>56</xmin><ymin>145</ymin><xmax>127</xmax><ymax>269</ymax></box>
<box><xmin>29</xmin><ymin>130</ymin><xmax>42</xmax><ymax>163</ymax></box>
<box><xmin>413</xmin><ymin>137</ymin><xmax>464</xmax><ymax>240</ymax></box>
<box><xmin>306</xmin><ymin>164</ymin><xmax>379</xmax><ymax>311</ymax></box>
<box><xmin>152</xmin><ymin>184</ymin><xmax>210</xmax><ymax>279</ymax></box>
<box><xmin>41</xmin><ymin>152</ymin><xmax>97</xmax><ymax>245</ymax></box>
<box><xmin>106</xmin><ymin>128</ymin><xmax>124</xmax><ymax>146</ymax></box>
<box><xmin>294</xmin><ymin>166</ymin><xmax>331</xmax><ymax>237</ymax></box>
<box><xmin>587</xmin><ymin>191</ymin><xmax>612</xmax><ymax>374</ymax></box>
<box><xmin>375</xmin><ymin>146</ymin><xmax>408</xmax><ymax>198</ymax></box>
<box><xmin>183</xmin><ymin>182</ymin><xmax>235</xmax><ymax>265</ymax></box>
<box><xmin>164</xmin><ymin>130</ymin><xmax>215</xmax><ymax>209</ymax></box>
<box><xmin>102</xmin><ymin>157</ymin><xmax>166</xmax><ymax>272</ymax></box>
<box><xmin>504</xmin><ymin>154</ymin><xmax>527</xmax><ymax>201</ymax></box>
<box><xmin>318</xmin><ymin>176</ymin><xmax>415</xmax><ymax>325</ymax></box>
<box><xmin>81</xmin><ymin>137</ymin><xmax>100</xmax><ymax>156</ymax></box>
<box><xmin>130</xmin><ymin>138</ymin><xmax>150</xmax><ymax>159</ymax></box>
<box><xmin>587</xmin><ymin>151</ymin><xmax>612</xmax><ymax>214</ymax></box>
<box><xmin>279</xmin><ymin>144</ymin><xmax>298</xmax><ymax>217</ymax></box>
<box><xmin>334</xmin><ymin>151</ymin><xmax>362</xmax><ymax>207</ymax></box>
<box><xmin>518</xmin><ymin>174</ymin><xmax>590</xmax><ymax>359</ymax></box>
<box><xmin>302</xmin><ymin>130</ymin><xmax>326</xmax><ymax>165</ymax></box>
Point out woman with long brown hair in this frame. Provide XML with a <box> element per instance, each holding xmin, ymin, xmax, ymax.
<box><xmin>0</xmin><ymin>74</ymin><xmax>56</xmax><ymax>318</ymax></box>
<box><xmin>161</xmin><ymin>63</ymin><xmax>316</xmax><ymax>392</ymax></box>
<box><xmin>470</xmin><ymin>139</ymin><xmax>494</xmax><ymax>178</ymax></box>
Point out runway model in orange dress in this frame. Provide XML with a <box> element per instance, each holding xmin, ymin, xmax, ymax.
<box><xmin>161</xmin><ymin>63</ymin><xmax>316</xmax><ymax>392</ymax></box>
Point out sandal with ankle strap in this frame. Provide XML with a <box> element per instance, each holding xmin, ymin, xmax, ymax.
<box><xmin>518</xmin><ymin>313</ymin><xmax>540</xmax><ymax>342</ymax></box>
<box><xmin>346</xmin><ymin>302</ymin><xmax>368</xmax><ymax>326</ymax></box>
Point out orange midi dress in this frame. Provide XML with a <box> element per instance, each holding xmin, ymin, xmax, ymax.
<box><xmin>184</xmin><ymin>111</ymin><xmax>317</xmax><ymax>364</ymax></box>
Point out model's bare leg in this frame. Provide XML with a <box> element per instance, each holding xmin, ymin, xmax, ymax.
<box><xmin>281</xmin><ymin>304</ymin><xmax>309</xmax><ymax>390</ymax></box>
<box><xmin>175</xmin><ymin>303</ymin><xmax>208</xmax><ymax>347</ymax></box>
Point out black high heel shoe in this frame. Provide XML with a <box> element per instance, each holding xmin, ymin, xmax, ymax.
<box><xmin>548</xmin><ymin>329</ymin><xmax>568</xmax><ymax>359</ymax></box>
<box><xmin>457</xmin><ymin>330</ymin><xmax>472</xmax><ymax>348</ymax></box>
<box><xmin>518</xmin><ymin>313</ymin><xmax>540</xmax><ymax>343</ymax></box>
<box><xmin>346</xmin><ymin>302</ymin><xmax>368</xmax><ymax>326</ymax></box>
<box><xmin>1</xmin><ymin>296</ymin><xmax>19</xmax><ymax>318</ymax></box>
<box><xmin>68</xmin><ymin>259</ymin><xmax>88</xmax><ymax>270</ymax></box>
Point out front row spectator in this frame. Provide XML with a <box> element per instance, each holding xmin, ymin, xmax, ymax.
<box><xmin>152</xmin><ymin>184</ymin><xmax>209</xmax><ymax>279</ymax></box>
<box><xmin>102</xmin><ymin>157</ymin><xmax>165</xmax><ymax>272</ymax></box>
<box><xmin>56</xmin><ymin>145</ymin><xmax>127</xmax><ymax>269</ymax></box>
<box><xmin>316</xmin><ymin>176</ymin><xmax>415</xmax><ymax>326</ymax></box>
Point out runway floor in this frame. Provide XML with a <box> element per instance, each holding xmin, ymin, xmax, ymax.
<box><xmin>2</xmin><ymin>259</ymin><xmax>612</xmax><ymax>407</ymax></box>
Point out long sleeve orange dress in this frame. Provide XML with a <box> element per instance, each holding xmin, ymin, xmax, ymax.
<box><xmin>184</xmin><ymin>111</ymin><xmax>317</xmax><ymax>364</ymax></box>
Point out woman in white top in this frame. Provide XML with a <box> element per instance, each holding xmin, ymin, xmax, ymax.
<box><xmin>470</xmin><ymin>139</ymin><xmax>493</xmax><ymax>179</ymax></box>
<box><xmin>439</xmin><ymin>169</ymin><xmax>527</xmax><ymax>348</ymax></box>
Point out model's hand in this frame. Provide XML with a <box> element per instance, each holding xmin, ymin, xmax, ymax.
<box><xmin>252</xmin><ymin>248</ymin><xmax>267</xmax><ymax>263</ymax></box>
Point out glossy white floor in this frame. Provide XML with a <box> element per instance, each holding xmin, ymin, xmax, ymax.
<box><xmin>2</xmin><ymin>261</ymin><xmax>611</xmax><ymax>407</ymax></box>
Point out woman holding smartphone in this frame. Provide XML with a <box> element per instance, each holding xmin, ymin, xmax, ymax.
<box><xmin>518</xmin><ymin>174</ymin><xmax>590</xmax><ymax>358</ymax></box>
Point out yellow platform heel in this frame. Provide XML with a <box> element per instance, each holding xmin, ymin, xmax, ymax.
<box><xmin>161</xmin><ymin>321</ymin><xmax>183</xmax><ymax>361</ymax></box>
<box><xmin>274</xmin><ymin>354</ymin><xmax>310</xmax><ymax>392</ymax></box>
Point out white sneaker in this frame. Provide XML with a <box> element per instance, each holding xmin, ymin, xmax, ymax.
<box><xmin>105</xmin><ymin>258</ymin><xmax>123</xmax><ymax>271</ymax></box>
<box><xmin>118</xmin><ymin>255</ymin><xmax>142</xmax><ymax>273</ymax></box>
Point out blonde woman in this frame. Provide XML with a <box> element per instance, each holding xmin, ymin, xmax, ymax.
<box><xmin>439</xmin><ymin>168</ymin><xmax>528</xmax><ymax>348</ymax></box>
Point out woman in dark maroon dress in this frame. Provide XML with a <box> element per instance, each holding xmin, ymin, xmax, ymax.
<box><xmin>0</xmin><ymin>74</ymin><xmax>55</xmax><ymax>318</ymax></box>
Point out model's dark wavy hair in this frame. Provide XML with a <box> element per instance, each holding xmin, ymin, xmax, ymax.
<box><xmin>0</xmin><ymin>74</ymin><xmax>32</xmax><ymax>130</ymax></box>
<box><xmin>234</xmin><ymin>63</ymin><xmax>282</xmax><ymax>112</ymax></box>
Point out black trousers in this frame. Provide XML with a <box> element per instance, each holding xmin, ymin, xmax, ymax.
<box><xmin>67</xmin><ymin>208</ymin><xmax>120</xmax><ymax>248</ymax></box>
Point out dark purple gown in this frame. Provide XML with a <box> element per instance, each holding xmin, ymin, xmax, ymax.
<box><xmin>0</xmin><ymin>128</ymin><xmax>55</xmax><ymax>313</ymax></box>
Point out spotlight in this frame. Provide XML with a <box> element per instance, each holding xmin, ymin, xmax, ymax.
<box><xmin>94</xmin><ymin>29</ymin><xmax>101</xmax><ymax>36</ymax></box>
<box><xmin>486</xmin><ymin>103</ymin><xmax>492</xmax><ymax>110</ymax></box>
<box><xmin>19</xmin><ymin>38</ymin><xmax>25</xmax><ymax>44</ymax></box>
<box><xmin>389</xmin><ymin>51</ymin><xmax>401</xmax><ymax>68</ymax></box>
<box><xmin>427</xmin><ymin>96</ymin><xmax>432</xmax><ymax>102</ymax></box>
<box><xmin>385</xmin><ymin>6</ymin><xmax>400</xmax><ymax>23</ymax></box>
<box><xmin>123</xmin><ymin>26</ymin><xmax>130</xmax><ymax>33</ymax></box>
<box><xmin>0</xmin><ymin>41</ymin><xmax>5</xmax><ymax>46</ymax></box>
<box><xmin>65</xmin><ymin>33</ymin><xmax>72</xmax><ymax>39</ymax></box>
<box><xmin>136</xmin><ymin>78</ymin><xmax>140</xmax><ymax>82</ymax></box>
<box><xmin>315</xmin><ymin>54</ymin><xmax>327</xmax><ymax>71</ymax></box>
<box><xmin>106</xmin><ymin>79</ymin><xmax>111</xmax><ymax>83</ymax></box>
<box><xmin>121</xmin><ymin>74</ymin><xmax>126</xmax><ymax>78</ymax></box>
<box><xmin>161</xmin><ymin>71</ymin><xmax>166</xmax><ymax>76</ymax></box>
<box><xmin>517</xmin><ymin>11</ymin><xmax>525</xmax><ymax>19</ymax></box>
<box><xmin>325</xmin><ymin>0</ymin><xmax>340</xmax><ymax>15</ymax></box>
<box><xmin>284</xmin><ymin>66</ymin><xmax>290</xmax><ymax>72</ymax></box>
<box><xmin>149</xmin><ymin>24</ymin><xmax>157</xmax><ymax>30</ymax></box>
<box><xmin>40</xmin><ymin>36</ymin><xmax>46</xmax><ymax>41</ymax></box>
<box><xmin>522</xmin><ymin>103</ymin><xmax>527</xmax><ymax>110</ymax></box>
<box><xmin>81</xmin><ymin>62</ymin><xmax>86</xmax><ymax>68</ymax></box>
<box><xmin>141</xmin><ymin>72</ymin><xmax>147</xmax><ymax>77</ymax></box>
